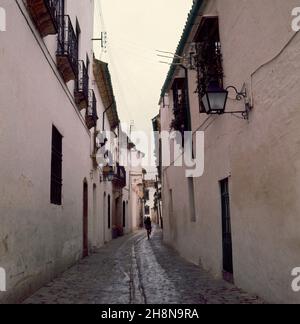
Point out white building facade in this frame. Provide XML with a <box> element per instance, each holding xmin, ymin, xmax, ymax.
<box><xmin>159</xmin><ymin>0</ymin><xmax>300</xmax><ymax>304</ymax></box>
<box><xmin>0</xmin><ymin>0</ymin><xmax>139</xmax><ymax>303</ymax></box>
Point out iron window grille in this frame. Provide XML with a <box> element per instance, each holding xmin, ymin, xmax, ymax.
<box><xmin>169</xmin><ymin>78</ymin><xmax>190</xmax><ymax>147</ymax></box>
<box><xmin>194</xmin><ymin>17</ymin><xmax>224</xmax><ymax>113</ymax></box>
<box><xmin>170</xmin><ymin>78</ymin><xmax>189</xmax><ymax>135</ymax></box>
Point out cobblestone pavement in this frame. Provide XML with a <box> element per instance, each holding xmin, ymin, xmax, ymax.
<box><xmin>24</xmin><ymin>228</ymin><xmax>264</xmax><ymax>304</ymax></box>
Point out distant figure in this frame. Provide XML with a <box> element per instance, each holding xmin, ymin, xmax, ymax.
<box><xmin>144</xmin><ymin>216</ymin><xmax>152</xmax><ymax>240</ymax></box>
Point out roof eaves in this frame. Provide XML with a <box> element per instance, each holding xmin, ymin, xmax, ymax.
<box><xmin>93</xmin><ymin>59</ymin><xmax>120</xmax><ymax>129</ymax></box>
<box><xmin>159</xmin><ymin>0</ymin><xmax>204</xmax><ymax>101</ymax></box>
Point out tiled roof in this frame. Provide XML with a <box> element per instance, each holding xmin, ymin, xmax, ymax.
<box><xmin>93</xmin><ymin>59</ymin><xmax>119</xmax><ymax>129</ymax></box>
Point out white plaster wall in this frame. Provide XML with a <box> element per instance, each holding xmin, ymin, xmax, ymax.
<box><xmin>161</xmin><ymin>0</ymin><xmax>300</xmax><ymax>303</ymax></box>
<box><xmin>0</xmin><ymin>0</ymin><xmax>99</xmax><ymax>303</ymax></box>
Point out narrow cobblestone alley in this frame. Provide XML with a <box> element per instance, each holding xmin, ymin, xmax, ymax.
<box><xmin>24</xmin><ymin>229</ymin><xmax>263</xmax><ymax>304</ymax></box>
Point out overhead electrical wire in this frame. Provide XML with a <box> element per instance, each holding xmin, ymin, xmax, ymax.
<box><xmin>95</xmin><ymin>0</ymin><xmax>175</xmax><ymax>137</ymax></box>
<box><xmin>109</xmin><ymin>42</ymin><xmax>159</xmax><ymax>65</ymax></box>
<box><xmin>109</xmin><ymin>35</ymin><xmax>157</xmax><ymax>55</ymax></box>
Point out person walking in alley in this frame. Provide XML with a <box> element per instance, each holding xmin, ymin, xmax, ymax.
<box><xmin>144</xmin><ymin>216</ymin><xmax>152</xmax><ymax>240</ymax></box>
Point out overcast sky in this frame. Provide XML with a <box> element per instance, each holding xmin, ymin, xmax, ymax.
<box><xmin>94</xmin><ymin>0</ymin><xmax>193</xmax><ymax>137</ymax></box>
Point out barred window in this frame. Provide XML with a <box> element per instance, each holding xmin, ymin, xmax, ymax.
<box><xmin>194</xmin><ymin>17</ymin><xmax>224</xmax><ymax>113</ymax></box>
<box><xmin>170</xmin><ymin>78</ymin><xmax>189</xmax><ymax>134</ymax></box>
<box><xmin>51</xmin><ymin>126</ymin><xmax>63</xmax><ymax>205</ymax></box>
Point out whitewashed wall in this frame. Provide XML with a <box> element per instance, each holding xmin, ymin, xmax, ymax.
<box><xmin>161</xmin><ymin>0</ymin><xmax>300</xmax><ymax>304</ymax></box>
<box><xmin>0</xmin><ymin>0</ymin><xmax>99</xmax><ymax>303</ymax></box>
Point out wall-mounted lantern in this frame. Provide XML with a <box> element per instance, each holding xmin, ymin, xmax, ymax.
<box><xmin>102</xmin><ymin>165</ymin><xmax>114</xmax><ymax>182</ymax></box>
<box><xmin>202</xmin><ymin>82</ymin><xmax>252</xmax><ymax>120</ymax></box>
<box><xmin>202</xmin><ymin>82</ymin><xmax>228</xmax><ymax>115</ymax></box>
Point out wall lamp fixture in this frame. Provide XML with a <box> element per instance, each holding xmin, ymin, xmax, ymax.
<box><xmin>202</xmin><ymin>82</ymin><xmax>252</xmax><ymax>120</ymax></box>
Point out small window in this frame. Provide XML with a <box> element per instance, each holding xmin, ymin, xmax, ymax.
<box><xmin>51</xmin><ymin>126</ymin><xmax>63</xmax><ymax>205</ymax></box>
<box><xmin>123</xmin><ymin>201</ymin><xmax>126</xmax><ymax>228</ymax></box>
<box><xmin>170</xmin><ymin>78</ymin><xmax>190</xmax><ymax>137</ymax></box>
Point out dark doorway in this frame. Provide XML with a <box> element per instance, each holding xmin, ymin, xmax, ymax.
<box><xmin>50</xmin><ymin>125</ymin><xmax>63</xmax><ymax>205</ymax></box>
<box><xmin>83</xmin><ymin>181</ymin><xmax>88</xmax><ymax>258</ymax></box>
<box><xmin>123</xmin><ymin>201</ymin><xmax>126</xmax><ymax>228</ymax></box>
<box><xmin>108</xmin><ymin>194</ymin><xmax>111</xmax><ymax>229</ymax></box>
<box><xmin>220</xmin><ymin>178</ymin><xmax>233</xmax><ymax>282</ymax></box>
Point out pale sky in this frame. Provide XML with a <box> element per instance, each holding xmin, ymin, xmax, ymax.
<box><xmin>94</xmin><ymin>0</ymin><xmax>193</xmax><ymax>138</ymax></box>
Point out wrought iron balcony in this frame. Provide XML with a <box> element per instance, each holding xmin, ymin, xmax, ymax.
<box><xmin>74</xmin><ymin>60</ymin><xmax>89</xmax><ymax>109</ymax></box>
<box><xmin>26</xmin><ymin>0</ymin><xmax>63</xmax><ymax>37</ymax></box>
<box><xmin>85</xmin><ymin>90</ymin><xmax>98</xmax><ymax>129</ymax></box>
<box><xmin>112</xmin><ymin>163</ymin><xmax>126</xmax><ymax>188</ymax></box>
<box><xmin>56</xmin><ymin>15</ymin><xmax>78</xmax><ymax>83</ymax></box>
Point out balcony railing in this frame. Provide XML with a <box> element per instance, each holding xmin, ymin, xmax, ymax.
<box><xmin>85</xmin><ymin>90</ymin><xmax>98</xmax><ymax>129</ymax></box>
<box><xmin>56</xmin><ymin>15</ymin><xmax>78</xmax><ymax>82</ymax></box>
<box><xmin>112</xmin><ymin>164</ymin><xmax>126</xmax><ymax>188</ymax></box>
<box><xmin>74</xmin><ymin>60</ymin><xmax>89</xmax><ymax>109</ymax></box>
<box><xmin>26</xmin><ymin>0</ymin><xmax>63</xmax><ymax>37</ymax></box>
